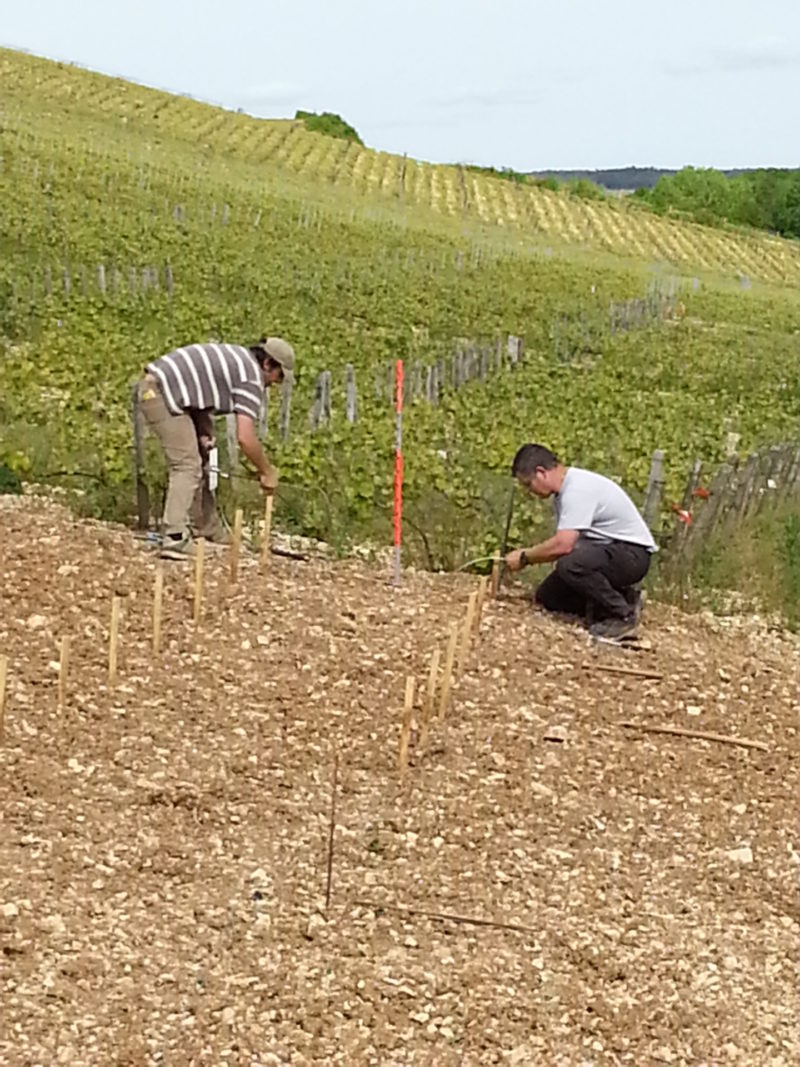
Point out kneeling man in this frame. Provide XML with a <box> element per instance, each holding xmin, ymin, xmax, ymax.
<box><xmin>505</xmin><ymin>444</ymin><xmax>657</xmax><ymax>638</ymax></box>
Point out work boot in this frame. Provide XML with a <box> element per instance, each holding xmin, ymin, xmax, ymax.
<box><xmin>590</xmin><ymin>614</ymin><xmax>638</xmax><ymax>640</ymax></box>
<box><xmin>159</xmin><ymin>532</ymin><xmax>196</xmax><ymax>561</ymax></box>
<box><xmin>625</xmin><ymin>587</ymin><xmax>644</xmax><ymax>626</ymax></box>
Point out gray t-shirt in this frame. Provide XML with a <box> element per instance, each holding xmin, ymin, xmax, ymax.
<box><xmin>554</xmin><ymin>467</ymin><xmax>658</xmax><ymax>552</ymax></box>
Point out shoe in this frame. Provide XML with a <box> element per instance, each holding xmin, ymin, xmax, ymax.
<box><xmin>159</xmin><ymin>533</ymin><xmax>196</xmax><ymax>560</ymax></box>
<box><xmin>590</xmin><ymin>613</ymin><xmax>638</xmax><ymax>640</ymax></box>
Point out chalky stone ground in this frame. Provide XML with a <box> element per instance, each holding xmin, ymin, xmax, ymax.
<box><xmin>1</xmin><ymin>497</ymin><xmax>798</xmax><ymax>1065</ymax></box>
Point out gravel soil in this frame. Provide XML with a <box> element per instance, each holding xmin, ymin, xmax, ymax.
<box><xmin>1</xmin><ymin>497</ymin><xmax>798</xmax><ymax>1066</ymax></box>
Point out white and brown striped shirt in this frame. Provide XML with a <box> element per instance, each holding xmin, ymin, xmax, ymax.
<box><xmin>147</xmin><ymin>343</ymin><xmax>264</xmax><ymax>421</ymax></box>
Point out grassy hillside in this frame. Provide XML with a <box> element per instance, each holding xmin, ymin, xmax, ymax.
<box><xmin>1</xmin><ymin>47</ymin><xmax>799</xmax><ymax>567</ymax></box>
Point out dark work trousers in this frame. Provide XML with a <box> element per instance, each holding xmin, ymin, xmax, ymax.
<box><xmin>535</xmin><ymin>536</ymin><xmax>652</xmax><ymax>622</ymax></box>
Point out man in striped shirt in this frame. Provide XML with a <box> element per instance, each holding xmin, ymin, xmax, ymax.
<box><xmin>138</xmin><ymin>337</ymin><xmax>295</xmax><ymax>559</ymax></box>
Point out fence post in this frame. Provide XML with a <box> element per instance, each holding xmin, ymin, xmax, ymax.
<box><xmin>280</xmin><ymin>377</ymin><xmax>292</xmax><ymax>441</ymax></box>
<box><xmin>225</xmin><ymin>414</ymin><xmax>239</xmax><ymax>472</ymax></box>
<box><xmin>259</xmin><ymin>390</ymin><xmax>269</xmax><ymax>439</ymax></box>
<box><xmin>131</xmin><ymin>382</ymin><xmax>150</xmax><ymax>529</ymax></box>
<box><xmin>641</xmin><ymin>449</ymin><xmax>665</xmax><ymax>531</ymax></box>
<box><xmin>345</xmin><ymin>364</ymin><xmax>358</xmax><ymax>423</ymax></box>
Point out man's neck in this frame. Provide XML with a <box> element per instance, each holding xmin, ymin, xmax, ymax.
<box><xmin>552</xmin><ymin>464</ymin><xmax>568</xmax><ymax>494</ymax></box>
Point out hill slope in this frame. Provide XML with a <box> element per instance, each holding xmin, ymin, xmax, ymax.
<box><xmin>0</xmin><ymin>47</ymin><xmax>799</xmax><ymax>568</ymax></box>
<box><xmin>3</xmin><ymin>48</ymin><xmax>800</xmax><ymax>283</ymax></box>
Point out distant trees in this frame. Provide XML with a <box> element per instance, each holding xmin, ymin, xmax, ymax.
<box><xmin>635</xmin><ymin>167</ymin><xmax>800</xmax><ymax>239</ymax></box>
<box><xmin>295</xmin><ymin>110</ymin><xmax>363</xmax><ymax>144</ymax></box>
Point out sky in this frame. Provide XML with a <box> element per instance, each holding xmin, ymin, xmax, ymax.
<box><xmin>2</xmin><ymin>0</ymin><xmax>799</xmax><ymax>171</ymax></box>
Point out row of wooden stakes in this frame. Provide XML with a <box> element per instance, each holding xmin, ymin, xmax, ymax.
<box><xmin>398</xmin><ymin>573</ymin><xmax>494</xmax><ymax>777</ymax></box>
<box><xmin>0</xmin><ymin>500</ymin><xmax>275</xmax><ymax>743</ymax></box>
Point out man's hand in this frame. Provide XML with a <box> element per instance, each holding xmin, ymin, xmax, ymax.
<box><xmin>505</xmin><ymin>549</ymin><xmax>528</xmax><ymax>572</ymax></box>
<box><xmin>198</xmin><ymin>434</ymin><xmax>216</xmax><ymax>454</ymax></box>
<box><xmin>259</xmin><ymin>466</ymin><xmax>278</xmax><ymax>493</ymax></box>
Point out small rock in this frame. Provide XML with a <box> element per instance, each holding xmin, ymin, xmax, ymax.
<box><xmin>303</xmin><ymin>913</ymin><xmax>327</xmax><ymax>940</ymax></box>
<box><xmin>686</xmin><ymin>704</ymin><xmax>702</xmax><ymax>717</ymax></box>
<box><xmin>726</xmin><ymin>845</ymin><xmax>753</xmax><ymax>865</ymax></box>
<box><xmin>544</xmin><ymin>725</ymin><xmax>568</xmax><ymax>743</ymax></box>
<box><xmin>26</xmin><ymin>613</ymin><xmax>47</xmax><ymax>630</ymax></box>
<box><xmin>732</xmin><ymin>803</ymin><xmax>747</xmax><ymax>815</ymax></box>
<box><xmin>221</xmin><ymin>1007</ymin><xmax>235</xmax><ymax>1026</ymax></box>
<box><xmin>1</xmin><ymin>902</ymin><xmax>19</xmax><ymax>919</ymax></box>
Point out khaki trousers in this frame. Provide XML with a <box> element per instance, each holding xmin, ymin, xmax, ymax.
<box><xmin>137</xmin><ymin>378</ymin><xmax>220</xmax><ymax>538</ymax></box>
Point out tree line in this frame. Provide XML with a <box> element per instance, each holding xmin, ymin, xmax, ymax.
<box><xmin>633</xmin><ymin>167</ymin><xmax>800</xmax><ymax>239</ymax></box>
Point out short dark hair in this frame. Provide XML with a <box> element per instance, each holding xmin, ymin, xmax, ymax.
<box><xmin>511</xmin><ymin>444</ymin><xmax>559</xmax><ymax>478</ymax></box>
<box><xmin>250</xmin><ymin>343</ymin><xmax>268</xmax><ymax>367</ymax></box>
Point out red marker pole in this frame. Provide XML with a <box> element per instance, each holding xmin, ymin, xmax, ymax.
<box><xmin>393</xmin><ymin>359</ymin><xmax>404</xmax><ymax>586</ymax></box>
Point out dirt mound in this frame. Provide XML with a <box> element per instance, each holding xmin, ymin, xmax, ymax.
<box><xmin>1</xmin><ymin>497</ymin><xmax>798</xmax><ymax>1065</ymax></box>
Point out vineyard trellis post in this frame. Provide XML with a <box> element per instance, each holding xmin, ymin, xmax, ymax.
<box><xmin>642</xmin><ymin>450</ymin><xmax>665</xmax><ymax>531</ymax></box>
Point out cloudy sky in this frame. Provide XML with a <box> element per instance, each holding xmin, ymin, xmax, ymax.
<box><xmin>3</xmin><ymin>0</ymin><xmax>799</xmax><ymax>170</ymax></box>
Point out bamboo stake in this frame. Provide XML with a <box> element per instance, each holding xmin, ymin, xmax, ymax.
<box><xmin>584</xmin><ymin>663</ymin><xmax>662</xmax><ymax>681</ymax></box>
<box><xmin>325</xmin><ymin>749</ymin><xmax>340</xmax><ymax>914</ymax></box>
<box><xmin>0</xmin><ymin>655</ymin><xmax>7</xmax><ymax>743</ymax></box>
<box><xmin>152</xmin><ymin>563</ymin><xmax>164</xmax><ymax>654</ymax></box>
<box><xmin>475</xmin><ymin>575</ymin><xmax>489</xmax><ymax>634</ymax></box>
<box><xmin>193</xmin><ymin>537</ymin><xmax>205</xmax><ymax>624</ymax></box>
<box><xmin>618</xmin><ymin>721</ymin><xmax>768</xmax><ymax>752</ymax></box>
<box><xmin>419</xmin><ymin>647</ymin><xmax>441</xmax><ymax>752</ymax></box>
<box><xmin>489</xmin><ymin>558</ymin><xmax>501</xmax><ymax>598</ymax></box>
<box><xmin>354</xmin><ymin>899</ymin><xmax>539</xmax><ymax>938</ymax></box>
<box><xmin>229</xmin><ymin>507</ymin><xmax>244</xmax><ymax>582</ymax></box>
<box><xmin>457</xmin><ymin>591</ymin><xmax>478</xmax><ymax>676</ymax></box>
<box><xmin>58</xmin><ymin>636</ymin><xmax>71</xmax><ymax>712</ymax></box>
<box><xmin>438</xmin><ymin>624</ymin><xmax>459</xmax><ymax>720</ymax></box>
<box><xmin>398</xmin><ymin>676</ymin><xmax>415</xmax><ymax>777</ymax></box>
<box><xmin>108</xmin><ymin>596</ymin><xmax>122</xmax><ymax>682</ymax></box>
<box><xmin>260</xmin><ymin>494</ymin><xmax>274</xmax><ymax>569</ymax></box>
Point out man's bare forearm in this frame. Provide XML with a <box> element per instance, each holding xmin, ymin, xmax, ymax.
<box><xmin>522</xmin><ymin>534</ymin><xmax>573</xmax><ymax>564</ymax></box>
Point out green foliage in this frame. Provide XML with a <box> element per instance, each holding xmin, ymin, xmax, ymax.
<box><xmin>0</xmin><ymin>46</ymin><xmax>799</xmax><ymax>578</ymax></box>
<box><xmin>665</xmin><ymin>502</ymin><xmax>800</xmax><ymax>629</ymax></box>
<box><xmin>464</xmin><ymin>163</ymin><xmax>559</xmax><ymax>190</ymax></box>
<box><xmin>295</xmin><ymin>110</ymin><xmax>363</xmax><ymax>144</ymax></box>
<box><xmin>0</xmin><ymin>464</ymin><xmax>23</xmax><ymax>494</ymax></box>
<box><xmin>637</xmin><ymin>166</ymin><xmax>800</xmax><ymax>238</ymax></box>
<box><xmin>564</xmin><ymin>178</ymin><xmax>607</xmax><ymax>201</ymax></box>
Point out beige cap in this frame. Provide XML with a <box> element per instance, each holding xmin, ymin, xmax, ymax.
<box><xmin>260</xmin><ymin>337</ymin><xmax>295</xmax><ymax>383</ymax></box>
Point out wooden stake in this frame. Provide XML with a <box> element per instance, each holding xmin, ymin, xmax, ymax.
<box><xmin>438</xmin><ymin>624</ymin><xmax>459</xmax><ymax>720</ymax></box>
<box><xmin>618</xmin><ymin>721</ymin><xmax>768</xmax><ymax>752</ymax></box>
<box><xmin>108</xmin><ymin>596</ymin><xmax>122</xmax><ymax>682</ymax></box>
<box><xmin>230</xmin><ymin>507</ymin><xmax>244</xmax><ymax>582</ymax></box>
<box><xmin>0</xmin><ymin>655</ymin><xmax>7</xmax><ymax>743</ymax></box>
<box><xmin>354</xmin><ymin>899</ymin><xmax>539</xmax><ymax>938</ymax></box>
<box><xmin>489</xmin><ymin>558</ymin><xmax>501</xmax><ymax>598</ymax></box>
<box><xmin>419</xmin><ymin>647</ymin><xmax>441</xmax><ymax>752</ymax></box>
<box><xmin>457</xmin><ymin>591</ymin><xmax>478</xmax><ymax>676</ymax></box>
<box><xmin>260</xmin><ymin>494</ymin><xmax>274</xmax><ymax>569</ymax></box>
<box><xmin>325</xmin><ymin>749</ymin><xmax>339</xmax><ymax>914</ymax></box>
<box><xmin>584</xmin><ymin>663</ymin><xmax>662</xmax><ymax>681</ymax></box>
<box><xmin>193</xmin><ymin>537</ymin><xmax>205</xmax><ymax>624</ymax></box>
<box><xmin>58</xmin><ymin>636</ymin><xmax>71</xmax><ymax>712</ymax></box>
<box><xmin>152</xmin><ymin>563</ymin><xmax>164</xmax><ymax>654</ymax></box>
<box><xmin>398</xmin><ymin>676</ymin><xmax>415</xmax><ymax>777</ymax></box>
<box><xmin>475</xmin><ymin>575</ymin><xmax>489</xmax><ymax>634</ymax></box>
